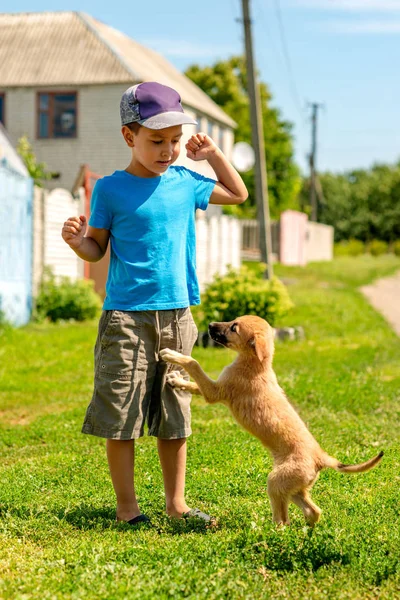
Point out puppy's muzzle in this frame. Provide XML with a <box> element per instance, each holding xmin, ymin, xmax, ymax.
<box><xmin>208</xmin><ymin>323</ymin><xmax>228</xmax><ymax>346</ymax></box>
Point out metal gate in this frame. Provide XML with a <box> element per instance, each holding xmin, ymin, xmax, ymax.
<box><xmin>0</xmin><ymin>163</ymin><xmax>34</xmax><ymax>325</ymax></box>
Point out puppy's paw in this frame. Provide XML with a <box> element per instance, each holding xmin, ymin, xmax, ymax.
<box><xmin>166</xmin><ymin>371</ymin><xmax>188</xmax><ymax>390</ymax></box>
<box><xmin>160</xmin><ymin>348</ymin><xmax>185</xmax><ymax>365</ymax></box>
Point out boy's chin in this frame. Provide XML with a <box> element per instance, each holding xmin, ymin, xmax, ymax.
<box><xmin>155</xmin><ymin>161</ymin><xmax>171</xmax><ymax>170</ymax></box>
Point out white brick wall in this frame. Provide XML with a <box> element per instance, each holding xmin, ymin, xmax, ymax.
<box><xmin>5</xmin><ymin>84</ymin><xmax>234</xmax><ymax>190</ymax></box>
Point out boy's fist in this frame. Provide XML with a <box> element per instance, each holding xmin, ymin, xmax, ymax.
<box><xmin>185</xmin><ymin>133</ymin><xmax>219</xmax><ymax>161</ymax></box>
<box><xmin>62</xmin><ymin>215</ymin><xmax>87</xmax><ymax>249</ymax></box>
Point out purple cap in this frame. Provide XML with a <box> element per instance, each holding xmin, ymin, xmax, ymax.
<box><xmin>120</xmin><ymin>82</ymin><xmax>197</xmax><ymax>129</ymax></box>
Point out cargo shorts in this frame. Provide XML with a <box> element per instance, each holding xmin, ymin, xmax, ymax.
<box><xmin>81</xmin><ymin>308</ymin><xmax>198</xmax><ymax>440</ymax></box>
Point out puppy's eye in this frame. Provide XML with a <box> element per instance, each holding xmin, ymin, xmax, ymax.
<box><xmin>230</xmin><ymin>323</ymin><xmax>238</xmax><ymax>333</ymax></box>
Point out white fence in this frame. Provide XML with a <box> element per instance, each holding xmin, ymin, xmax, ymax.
<box><xmin>241</xmin><ymin>211</ymin><xmax>334</xmax><ymax>265</ymax></box>
<box><xmin>196</xmin><ymin>213</ymin><xmax>242</xmax><ymax>290</ymax></box>
<box><xmin>305</xmin><ymin>221</ymin><xmax>334</xmax><ymax>263</ymax></box>
<box><xmin>33</xmin><ymin>187</ymin><xmax>84</xmax><ymax>296</ymax></box>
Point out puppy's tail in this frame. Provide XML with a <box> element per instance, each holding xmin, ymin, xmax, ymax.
<box><xmin>323</xmin><ymin>450</ymin><xmax>384</xmax><ymax>474</ymax></box>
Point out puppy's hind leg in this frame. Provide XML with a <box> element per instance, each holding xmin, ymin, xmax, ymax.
<box><xmin>267</xmin><ymin>475</ymin><xmax>290</xmax><ymax>526</ymax></box>
<box><xmin>291</xmin><ymin>490</ymin><xmax>322</xmax><ymax>526</ymax></box>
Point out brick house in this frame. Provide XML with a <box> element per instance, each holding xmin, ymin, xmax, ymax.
<box><xmin>0</xmin><ymin>11</ymin><xmax>236</xmax><ymax>191</ymax></box>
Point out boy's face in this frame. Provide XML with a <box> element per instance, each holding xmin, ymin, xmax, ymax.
<box><xmin>122</xmin><ymin>124</ymin><xmax>183</xmax><ymax>177</ymax></box>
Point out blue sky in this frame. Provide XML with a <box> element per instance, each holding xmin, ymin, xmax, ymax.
<box><xmin>3</xmin><ymin>0</ymin><xmax>400</xmax><ymax>174</ymax></box>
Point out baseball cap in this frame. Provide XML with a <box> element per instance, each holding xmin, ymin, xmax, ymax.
<box><xmin>120</xmin><ymin>82</ymin><xmax>197</xmax><ymax>129</ymax></box>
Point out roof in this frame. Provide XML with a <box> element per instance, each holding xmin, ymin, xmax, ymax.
<box><xmin>0</xmin><ymin>11</ymin><xmax>235</xmax><ymax>128</ymax></box>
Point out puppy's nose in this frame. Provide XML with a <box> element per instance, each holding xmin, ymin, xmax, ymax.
<box><xmin>208</xmin><ymin>322</ymin><xmax>219</xmax><ymax>333</ymax></box>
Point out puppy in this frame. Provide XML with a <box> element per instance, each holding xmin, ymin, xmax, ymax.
<box><xmin>160</xmin><ymin>315</ymin><xmax>383</xmax><ymax>526</ymax></box>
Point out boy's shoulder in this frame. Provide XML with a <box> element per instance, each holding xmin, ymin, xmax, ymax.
<box><xmin>92</xmin><ymin>172</ymin><xmax>123</xmax><ymax>199</ymax></box>
<box><xmin>95</xmin><ymin>171</ymin><xmax>125</xmax><ymax>189</ymax></box>
<box><xmin>167</xmin><ymin>165</ymin><xmax>211</xmax><ymax>183</ymax></box>
<box><xmin>167</xmin><ymin>165</ymin><xmax>191</xmax><ymax>179</ymax></box>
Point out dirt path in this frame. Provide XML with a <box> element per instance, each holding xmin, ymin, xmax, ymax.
<box><xmin>360</xmin><ymin>271</ymin><xmax>400</xmax><ymax>336</ymax></box>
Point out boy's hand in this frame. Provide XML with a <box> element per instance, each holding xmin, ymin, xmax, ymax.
<box><xmin>62</xmin><ymin>215</ymin><xmax>87</xmax><ymax>249</ymax></box>
<box><xmin>185</xmin><ymin>133</ymin><xmax>219</xmax><ymax>161</ymax></box>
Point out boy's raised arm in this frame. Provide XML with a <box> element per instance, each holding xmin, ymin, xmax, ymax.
<box><xmin>185</xmin><ymin>133</ymin><xmax>248</xmax><ymax>205</ymax></box>
<box><xmin>62</xmin><ymin>215</ymin><xmax>110</xmax><ymax>262</ymax></box>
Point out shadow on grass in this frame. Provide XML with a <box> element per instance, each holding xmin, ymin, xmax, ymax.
<box><xmin>239</xmin><ymin>526</ymin><xmax>351</xmax><ymax>573</ymax></box>
<box><xmin>62</xmin><ymin>506</ymin><xmax>216</xmax><ymax>535</ymax></box>
<box><xmin>0</xmin><ymin>503</ymin><xmax>215</xmax><ymax>536</ymax></box>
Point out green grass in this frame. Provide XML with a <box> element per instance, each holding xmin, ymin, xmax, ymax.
<box><xmin>1</xmin><ymin>256</ymin><xmax>400</xmax><ymax>599</ymax></box>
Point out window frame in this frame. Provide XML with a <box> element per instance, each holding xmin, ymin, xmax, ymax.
<box><xmin>195</xmin><ymin>114</ymin><xmax>202</xmax><ymax>134</ymax></box>
<box><xmin>218</xmin><ymin>126</ymin><xmax>225</xmax><ymax>153</ymax></box>
<box><xmin>0</xmin><ymin>93</ymin><xmax>5</xmax><ymax>127</ymax></box>
<box><xmin>36</xmin><ymin>90</ymin><xmax>78</xmax><ymax>139</ymax></box>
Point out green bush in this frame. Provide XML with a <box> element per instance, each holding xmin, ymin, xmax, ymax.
<box><xmin>197</xmin><ymin>264</ymin><xmax>294</xmax><ymax>330</ymax></box>
<box><xmin>0</xmin><ymin>308</ymin><xmax>11</xmax><ymax>330</ymax></box>
<box><xmin>392</xmin><ymin>240</ymin><xmax>400</xmax><ymax>256</ymax></box>
<box><xmin>334</xmin><ymin>239</ymin><xmax>365</xmax><ymax>257</ymax></box>
<box><xmin>368</xmin><ymin>240</ymin><xmax>388</xmax><ymax>256</ymax></box>
<box><xmin>35</xmin><ymin>268</ymin><xmax>102</xmax><ymax>322</ymax></box>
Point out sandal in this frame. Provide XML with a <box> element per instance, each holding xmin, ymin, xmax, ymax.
<box><xmin>118</xmin><ymin>514</ymin><xmax>151</xmax><ymax>527</ymax></box>
<box><xmin>182</xmin><ymin>508</ymin><xmax>215</xmax><ymax>524</ymax></box>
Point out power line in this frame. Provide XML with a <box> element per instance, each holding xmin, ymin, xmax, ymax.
<box><xmin>272</xmin><ymin>0</ymin><xmax>305</xmax><ymax>119</ymax></box>
<box><xmin>251</xmin><ymin>0</ymin><xmax>306</xmax><ymax>127</ymax></box>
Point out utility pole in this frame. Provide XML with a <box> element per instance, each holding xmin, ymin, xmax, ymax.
<box><xmin>309</xmin><ymin>102</ymin><xmax>323</xmax><ymax>222</ymax></box>
<box><xmin>241</xmin><ymin>0</ymin><xmax>273</xmax><ymax>279</ymax></box>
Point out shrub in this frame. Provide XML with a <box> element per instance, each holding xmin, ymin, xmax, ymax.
<box><xmin>198</xmin><ymin>264</ymin><xmax>294</xmax><ymax>330</ymax></box>
<box><xmin>368</xmin><ymin>240</ymin><xmax>388</xmax><ymax>256</ymax></box>
<box><xmin>0</xmin><ymin>309</ymin><xmax>11</xmax><ymax>330</ymax></box>
<box><xmin>392</xmin><ymin>240</ymin><xmax>400</xmax><ymax>256</ymax></box>
<box><xmin>35</xmin><ymin>268</ymin><xmax>102</xmax><ymax>322</ymax></box>
<box><xmin>334</xmin><ymin>239</ymin><xmax>365</xmax><ymax>257</ymax></box>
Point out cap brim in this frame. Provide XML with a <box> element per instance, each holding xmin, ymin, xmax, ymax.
<box><xmin>139</xmin><ymin>111</ymin><xmax>197</xmax><ymax>130</ymax></box>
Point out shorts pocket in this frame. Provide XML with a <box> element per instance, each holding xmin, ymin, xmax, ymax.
<box><xmin>180</xmin><ymin>310</ymin><xmax>198</xmax><ymax>353</ymax></box>
<box><xmin>97</xmin><ymin>311</ymin><xmax>142</xmax><ymax>379</ymax></box>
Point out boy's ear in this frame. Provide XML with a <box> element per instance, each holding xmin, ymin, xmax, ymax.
<box><xmin>249</xmin><ymin>335</ymin><xmax>268</xmax><ymax>363</ymax></box>
<box><xmin>121</xmin><ymin>126</ymin><xmax>135</xmax><ymax>148</ymax></box>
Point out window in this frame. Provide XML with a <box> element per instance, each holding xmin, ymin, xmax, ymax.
<box><xmin>218</xmin><ymin>127</ymin><xmax>225</xmax><ymax>152</ymax></box>
<box><xmin>0</xmin><ymin>94</ymin><xmax>5</xmax><ymax>126</ymax></box>
<box><xmin>195</xmin><ymin>114</ymin><xmax>202</xmax><ymax>133</ymax></box>
<box><xmin>37</xmin><ymin>92</ymin><xmax>77</xmax><ymax>138</ymax></box>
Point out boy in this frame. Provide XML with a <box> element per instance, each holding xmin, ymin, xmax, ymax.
<box><xmin>62</xmin><ymin>81</ymin><xmax>247</xmax><ymax>526</ymax></box>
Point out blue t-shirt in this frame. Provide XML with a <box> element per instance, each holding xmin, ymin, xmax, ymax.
<box><xmin>89</xmin><ymin>166</ymin><xmax>216</xmax><ymax>311</ymax></box>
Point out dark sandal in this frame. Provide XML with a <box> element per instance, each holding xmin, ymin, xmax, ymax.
<box><xmin>125</xmin><ymin>514</ymin><xmax>151</xmax><ymax>526</ymax></box>
<box><xmin>182</xmin><ymin>508</ymin><xmax>215</xmax><ymax>523</ymax></box>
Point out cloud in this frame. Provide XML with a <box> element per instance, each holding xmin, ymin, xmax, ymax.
<box><xmin>143</xmin><ymin>39</ymin><xmax>237</xmax><ymax>59</ymax></box>
<box><xmin>296</xmin><ymin>0</ymin><xmax>400</xmax><ymax>11</ymax></box>
<box><xmin>326</xmin><ymin>19</ymin><xmax>400</xmax><ymax>33</ymax></box>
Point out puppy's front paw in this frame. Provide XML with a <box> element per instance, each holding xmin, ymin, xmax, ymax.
<box><xmin>166</xmin><ymin>371</ymin><xmax>188</xmax><ymax>390</ymax></box>
<box><xmin>160</xmin><ymin>348</ymin><xmax>185</xmax><ymax>365</ymax></box>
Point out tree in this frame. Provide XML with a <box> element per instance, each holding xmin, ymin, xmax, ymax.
<box><xmin>299</xmin><ymin>162</ymin><xmax>400</xmax><ymax>242</ymax></box>
<box><xmin>185</xmin><ymin>56</ymin><xmax>301</xmax><ymax>219</ymax></box>
<box><xmin>17</xmin><ymin>136</ymin><xmax>52</xmax><ymax>187</ymax></box>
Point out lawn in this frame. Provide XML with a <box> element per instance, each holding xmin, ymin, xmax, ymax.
<box><xmin>0</xmin><ymin>256</ymin><xmax>399</xmax><ymax>599</ymax></box>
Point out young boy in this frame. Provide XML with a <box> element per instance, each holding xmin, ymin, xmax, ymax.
<box><xmin>62</xmin><ymin>81</ymin><xmax>247</xmax><ymax>526</ymax></box>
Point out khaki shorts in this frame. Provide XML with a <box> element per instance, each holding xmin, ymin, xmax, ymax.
<box><xmin>82</xmin><ymin>308</ymin><xmax>198</xmax><ymax>440</ymax></box>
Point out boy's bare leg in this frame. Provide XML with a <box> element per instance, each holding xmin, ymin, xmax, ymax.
<box><xmin>106</xmin><ymin>439</ymin><xmax>141</xmax><ymax>522</ymax></box>
<box><xmin>157</xmin><ymin>437</ymin><xmax>191</xmax><ymax>517</ymax></box>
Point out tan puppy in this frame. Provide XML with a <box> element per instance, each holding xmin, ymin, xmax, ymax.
<box><xmin>160</xmin><ymin>315</ymin><xmax>383</xmax><ymax>526</ymax></box>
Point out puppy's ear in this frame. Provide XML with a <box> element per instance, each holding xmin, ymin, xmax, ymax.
<box><xmin>249</xmin><ymin>335</ymin><xmax>268</xmax><ymax>363</ymax></box>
